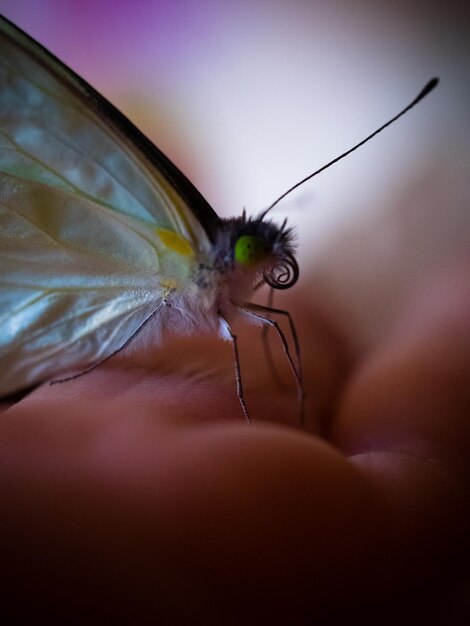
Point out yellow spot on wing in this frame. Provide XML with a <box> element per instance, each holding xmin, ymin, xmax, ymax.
<box><xmin>156</xmin><ymin>228</ymin><xmax>194</xmax><ymax>256</ymax></box>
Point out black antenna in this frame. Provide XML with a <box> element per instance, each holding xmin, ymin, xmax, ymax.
<box><xmin>260</xmin><ymin>77</ymin><xmax>439</xmax><ymax>218</ymax></box>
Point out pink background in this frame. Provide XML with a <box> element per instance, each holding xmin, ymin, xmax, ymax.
<box><xmin>1</xmin><ymin>0</ymin><xmax>469</xmax><ymax>349</ymax></box>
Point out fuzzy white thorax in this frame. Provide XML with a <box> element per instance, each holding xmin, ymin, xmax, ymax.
<box><xmin>160</xmin><ymin>259</ymin><xmax>260</xmax><ymax>341</ymax></box>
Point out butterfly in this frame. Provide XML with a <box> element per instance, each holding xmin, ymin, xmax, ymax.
<box><xmin>0</xmin><ymin>15</ymin><xmax>438</xmax><ymax>421</ymax></box>
<box><xmin>0</xmin><ymin>14</ymin><xmax>304</xmax><ymax>421</ymax></box>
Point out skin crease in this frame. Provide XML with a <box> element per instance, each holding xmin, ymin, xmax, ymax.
<box><xmin>0</xmin><ymin>262</ymin><xmax>469</xmax><ymax>624</ymax></box>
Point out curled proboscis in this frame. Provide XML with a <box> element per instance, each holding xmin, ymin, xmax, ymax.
<box><xmin>263</xmin><ymin>251</ymin><xmax>299</xmax><ymax>290</ymax></box>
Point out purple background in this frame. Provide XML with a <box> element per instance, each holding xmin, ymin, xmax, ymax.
<box><xmin>2</xmin><ymin>0</ymin><xmax>469</xmax><ymax>348</ymax></box>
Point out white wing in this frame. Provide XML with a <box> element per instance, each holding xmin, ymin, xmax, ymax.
<box><xmin>0</xmin><ymin>16</ymin><xmax>211</xmax><ymax>395</ymax></box>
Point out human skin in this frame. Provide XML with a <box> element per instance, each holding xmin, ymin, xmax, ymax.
<box><xmin>0</xmin><ymin>263</ymin><xmax>468</xmax><ymax>624</ymax></box>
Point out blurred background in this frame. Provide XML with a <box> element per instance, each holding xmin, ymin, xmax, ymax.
<box><xmin>1</xmin><ymin>0</ymin><xmax>469</xmax><ymax>350</ymax></box>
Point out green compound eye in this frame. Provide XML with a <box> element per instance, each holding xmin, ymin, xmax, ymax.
<box><xmin>234</xmin><ymin>235</ymin><xmax>268</xmax><ymax>267</ymax></box>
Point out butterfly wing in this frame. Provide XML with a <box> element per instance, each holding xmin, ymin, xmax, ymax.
<box><xmin>0</xmin><ymin>16</ymin><xmax>215</xmax><ymax>396</ymax></box>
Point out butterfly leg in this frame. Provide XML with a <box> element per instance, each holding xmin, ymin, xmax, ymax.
<box><xmin>218</xmin><ymin>313</ymin><xmax>251</xmax><ymax>424</ymax></box>
<box><xmin>259</xmin><ymin>288</ymin><xmax>290</xmax><ymax>390</ymax></box>
<box><xmin>249</xmin><ymin>302</ymin><xmax>302</xmax><ymax>379</ymax></box>
<box><xmin>245</xmin><ymin>304</ymin><xmax>304</xmax><ymax>426</ymax></box>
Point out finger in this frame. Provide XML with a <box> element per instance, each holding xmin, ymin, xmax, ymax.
<box><xmin>0</xmin><ymin>395</ymin><xmax>386</xmax><ymax>623</ymax></box>
<box><xmin>332</xmin><ymin>262</ymin><xmax>470</xmax><ymax>589</ymax></box>
<box><xmin>7</xmin><ymin>292</ymin><xmax>349</xmax><ymax>432</ymax></box>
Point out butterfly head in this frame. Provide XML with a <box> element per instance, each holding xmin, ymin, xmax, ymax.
<box><xmin>215</xmin><ymin>213</ymin><xmax>298</xmax><ymax>290</ymax></box>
